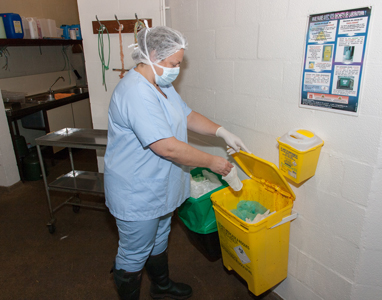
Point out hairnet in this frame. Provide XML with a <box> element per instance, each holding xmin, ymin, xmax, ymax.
<box><xmin>131</xmin><ymin>26</ymin><xmax>187</xmax><ymax>65</ymax></box>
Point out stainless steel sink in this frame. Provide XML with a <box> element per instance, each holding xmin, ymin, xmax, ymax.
<box><xmin>25</xmin><ymin>87</ymin><xmax>88</xmax><ymax>104</ymax></box>
<box><xmin>21</xmin><ymin>86</ymin><xmax>89</xmax><ymax>129</ymax></box>
<box><xmin>26</xmin><ymin>94</ymin><xmax>56</xmax><ymax>104</ymax></box>
<box><xmin>63</xmin><ymin>87</ymin><xmax>88</xmax><ymax>94</ymax></box>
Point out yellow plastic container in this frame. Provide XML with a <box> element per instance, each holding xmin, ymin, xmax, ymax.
<box><xmin>277</xmin><ymin>129</ymin><xmax>324</xmax><ymax>183</ymax></box>
<box><xmin>211</xmin><ymin>151</ymin><xmax>296</xmax><ymax>296</ymax></box>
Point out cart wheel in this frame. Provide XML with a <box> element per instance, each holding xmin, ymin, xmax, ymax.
<box><xmin>72</xmin><ymin>205</ymin><xmax>80</xmax><ymax>213</ymax></box>
<box><xmin>48</xmin><ymin>224</ymin><xmax>56</xmax><ymax>234</ymax></box>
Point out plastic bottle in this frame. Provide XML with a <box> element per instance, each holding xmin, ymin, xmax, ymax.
<box><xmin>69</xmin><ymin>29</ymin><xmax>76</xmax><ymax>40</ymax></box>
<box><xmin>26</xmin><ymin>17</ymin><xmax>38</xmax><ymax>39</ymax></box>
<box><xmin>1</xmin><ymin>13</ymin><xmax>24</xmax><ymax>39</ymax></box>
<box><xmin>47</xmin><ymin>19</ymin><xmax>57</xmax><ymax>37</ymax></box>
<box><xmin>70</xmin><ymin>24</ymin><xmax>82</xmax><ymax>40</ymax></box>
<box><xmin>37</xmin><ymin>19</ymin><xmax>49</xmax><ymax>38</ymax></box>
<box><xmin>21</xmin><ymin>16</ymin><xmax>31</xmax><ymax>39</ymax></box>
<box><xmin>61</xmin><ymin>25</ymin><xmax>70</xmax><ymax>39</ymax></box>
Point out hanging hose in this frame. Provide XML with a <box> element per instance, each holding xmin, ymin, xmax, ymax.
<box><xmin>118</xmin><ymin>24</ymin><xmax>125</xmax><ymax>79</ymax></box>
<box><xmin>117</xmin><ymin>18</ymin><xmax>145</xmax><ymax>79</ymax></box>
<box><xmin>134</xmin><ymin>20</ymin><xmax>145</xmax><ymax>44</ymax></box>
<box><xmin>98</xmin><ymin>24</ymin><xmax>110</xmax><ymax>91</ymax></box>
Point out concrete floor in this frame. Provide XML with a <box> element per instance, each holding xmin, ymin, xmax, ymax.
<box><xmin>0</xmin><ymin>149</ymin><xmax>283</xmax><ymax>300</ymax></box>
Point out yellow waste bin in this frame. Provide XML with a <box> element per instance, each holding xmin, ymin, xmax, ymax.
<box><xmin>211</xmin><ymin>151</ymin><xmax>296</xmax><ymax>296</ymax></box>
<box><xmin>277</xmin><ymin>129</ymin><xmax>324</xmax><ymax>183</ymax></box>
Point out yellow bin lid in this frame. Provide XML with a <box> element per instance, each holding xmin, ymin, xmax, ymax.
<box><xmin>232</xmin><ymin>150</ymin><xmax>296</xmax><ymax>200</ymax></box>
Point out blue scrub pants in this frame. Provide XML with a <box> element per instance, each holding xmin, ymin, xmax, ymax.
<box><xmin>115</xmin><ymin>213</ymin><xmax>172</xmax><ymax>272</ymax></box>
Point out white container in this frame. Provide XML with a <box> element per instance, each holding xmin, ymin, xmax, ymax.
<box><xmin>47</xmin><ymin>19</ymin><xmax>57</xmax><ymax>37</ymax></box>
<box><xmin>21</xmin><ymin>16</ymin><xmax>31</xmax><ymax>39</ymax></box>
<box><xmin>26</xmin><ymin>17</ymin><xmax>38</xmax><ymax>39</ymax></box>
<box><xmin>37</xmin><ymin>18</ymin><xmax>49</xmax><ymax>38</ymax></box>
<box><xmin>69</xmin><ymin>29</ymin><xmax>76</xmax><ymax>40</ymax></box>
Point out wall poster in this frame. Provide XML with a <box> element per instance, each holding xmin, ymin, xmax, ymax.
<box><xmin>300</xmin><ymin>7</ymin><xmax>372</xmax><ymax>115</ymax></box>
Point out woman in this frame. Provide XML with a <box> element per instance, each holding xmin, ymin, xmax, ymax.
<box><xmin>104</xmin><ymin>25</ymin><xmax>250</xmax><ymax>300</ymax></box>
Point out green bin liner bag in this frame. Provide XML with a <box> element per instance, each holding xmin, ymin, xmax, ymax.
<box><xmin>230</xmin><ymin>200</ymin><xmax>268</xmax><ymax>222</ymax></box>
<box><xmin>178</xmin><ymin>168</ymin><xmax>228</xmax><ymax>234</ymax></box>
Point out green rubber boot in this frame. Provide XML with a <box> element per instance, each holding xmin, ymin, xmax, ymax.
<box><xmin>145</xmin><ymin>250</ymin><xmax>192</xmax><ymax>299</ymax></box>
<box><xmin>113</xmin><ymin>265</ymin><xmax>142</xmax><ymax>300</ymax></box>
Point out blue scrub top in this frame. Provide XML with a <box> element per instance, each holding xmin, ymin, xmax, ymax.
<box><xmin>104</xmin><ymin>68</ymin><xmax>192</xmax><ymax>221</ymax></box>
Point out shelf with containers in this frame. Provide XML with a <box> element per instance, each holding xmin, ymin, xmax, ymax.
<box><xmin>0</xmin><ymin>38</ymin><xmax>82</xmax><ymax>47</ymax></box>
<box><xmin>35</xmin><ymin>128</ymin><xmax>107</xmax><ymax>234</ymax></box>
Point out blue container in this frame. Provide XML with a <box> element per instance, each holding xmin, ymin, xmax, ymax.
<box><xmin>1</xmin><ymin>13</ymin><xmax>24</xmax><ymax>39</ymax></box>
<box><xmin>61</xmin><ymin>25</ymin><xmax>70</xmax><ymax>39</ymax></box>
<box><xmin>70</xmin><ymin>24</ymin><xmax>82</xmax><ymax>40</ymax></box>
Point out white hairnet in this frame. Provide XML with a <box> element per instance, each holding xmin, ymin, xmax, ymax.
<box><xmin>131</xmin><ymin>26</ymin><xmax>187</xmax><ymax>65</ymax></box>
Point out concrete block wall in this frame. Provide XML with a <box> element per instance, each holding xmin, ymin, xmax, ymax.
<box><xmin>168</xmin><ymin>0</ymin><xmax>382</xmax><ymax>299</ymax></box>
<box><xmin>77</xmin><ymin>0</ymin><xmax>382</xmax><ymax>298</ymax></box>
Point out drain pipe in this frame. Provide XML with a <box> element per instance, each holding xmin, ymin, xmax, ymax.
<box><xmin>160</xmin><ymin>0</ymin><xmax>170</xmax><ymax>26</ymax></box>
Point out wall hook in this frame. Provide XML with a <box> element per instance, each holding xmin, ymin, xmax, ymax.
<box><xmin>95</xmin><ymin>15</ymin><xmax>104</xmax><ymax>31</ymax></box>
<box><xmin>135</xmin><ymin>13</ymin><xmax>143</xmax><ymax>31</ymax></box>
<box><xmin>115</xmin><ymin>15</ymin><xmax>124</xmax><ymax>31</ymax></box>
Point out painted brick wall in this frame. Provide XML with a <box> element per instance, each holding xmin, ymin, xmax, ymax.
<box><xmin>76</xmin><ymin>0</ymin><xmax>382</xmax><ymax>298</ymax></box>
<box><xmin>168</xmin><ymin>0</ymin><xmax>382</xmax><ymax>299</ymax></box>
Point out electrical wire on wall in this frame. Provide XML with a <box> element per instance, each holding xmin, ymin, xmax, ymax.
<box><xmin>61</xmin><ymin>45</ymin><xmax>72</xmax><ymax>84</ymax></box>
<box><xmin>0</xmin><ymin>46</ymin><xmax>10</xmax><ymax>71</ymax></box>
<box><xmin>96</xmin><ymin>16</ymin><xmax>110</xmax><ymax>91</ymax></box>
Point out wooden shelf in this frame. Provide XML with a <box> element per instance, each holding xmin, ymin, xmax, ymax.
<box><xmin>0</xmin><ymin>39</ymin><xmax>82</xmax><ymax>47</ymax></box>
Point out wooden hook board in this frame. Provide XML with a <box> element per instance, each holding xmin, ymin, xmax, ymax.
<box><xmin>92</xmin><ymin>19</ymin><xmax>152</xmax><ymax>34</ymax></box>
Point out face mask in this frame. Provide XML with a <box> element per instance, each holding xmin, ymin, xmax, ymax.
<box><xmin>153</xmin><ymin>64</ymin><xmax>180</xmax><ymax>87</ymax></box>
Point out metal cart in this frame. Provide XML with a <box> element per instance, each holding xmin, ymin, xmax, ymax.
<box><xmin>35</xmin><ymin>128</ymin><xmax>107</xmax><ymax>234</ymax></box>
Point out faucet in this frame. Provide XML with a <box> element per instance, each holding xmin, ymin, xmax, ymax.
<box><xmin>48</xmin><ymin>76</ymin><xmax>65</xmax><ymax>94</ymax></box>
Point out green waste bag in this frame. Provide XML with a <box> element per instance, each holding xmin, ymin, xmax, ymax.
<box><xmin>178</xmin><ymin>168</ymin><xmax>228</xmax><ymax>234</ymax></box>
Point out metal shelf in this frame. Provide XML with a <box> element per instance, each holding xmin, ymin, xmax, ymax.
<box><xmin>36</xmin><ymin>128</ymin><xmax>107</xmax><ymax>234</ymax></box>
<box><xmin>49</xmin><ymin>171</ymin><xmax>104</xmax><ymax>195</ymax></box>
<box><xmin>36</xmin><ymin>128</ymin><xmax>107</xmax><ymax>149</ymax></box>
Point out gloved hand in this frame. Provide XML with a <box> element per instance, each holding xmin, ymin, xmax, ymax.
<box><xmin>216</xmin><ymin>127</ymin><xmax>251</xmax><ymax>154</ymax></box>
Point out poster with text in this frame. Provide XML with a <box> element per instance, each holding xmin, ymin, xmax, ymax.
<box><xmin>300</xmin><ymin>7</ymin><xmax>371</xmax><ymax>115</ymax></box>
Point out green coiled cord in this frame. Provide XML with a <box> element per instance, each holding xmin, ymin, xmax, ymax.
<box><xmin>98</xmin><ymin>25</ymin><xmax>110</xmax><ymax>91</ymax></box>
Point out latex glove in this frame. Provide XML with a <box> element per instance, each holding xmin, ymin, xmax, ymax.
<box><xmin>216</xmin><ymin>127</ymin><xmax>251</xmax><ymax>154</ymax></box>
<box><xmin>227</xmin><ymin>146</ymin><xmax>237</xmax><ymax>155</ymax></box>
<box><xmin>222</xmin><ymin>165</ymin><xmax>243</xmax><ymax>191</ymax></box>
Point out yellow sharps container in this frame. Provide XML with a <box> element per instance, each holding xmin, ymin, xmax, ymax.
<box><xmin>277</xmin><ymin>129</ymin><xmax>324</xmax><ymax>184</ymax></box>
<box><xmin>211</xmin><ymin>151</ymin><xmax>296</xmax><ymax>296</ymax></box>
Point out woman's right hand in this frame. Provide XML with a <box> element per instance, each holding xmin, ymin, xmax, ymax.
<box><xmin>209</xmin><ymin>156</ymin><xmax>233</xmax><ymax>176</ymax></box>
